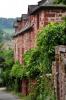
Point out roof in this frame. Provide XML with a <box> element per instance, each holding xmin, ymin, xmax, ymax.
<box><xmin>13</xmin><ymin>22</ymin><xmax>18</xmax><ymax>28</ymax></box>
<box><xmin>28</xmin><ymin>5</ymin><xmax>38</xmax><ymax>14</ymax></box>
<box><xmin>13</xmin><ymin>23</ymin><xmax>33</xmax><ymax>37</ymax></box>
<box><xmin>38</xmin><ymin>0</ymin><xmax>46</xmax><ymax>5</ymax></box>
<box><xmin>13</xmin><ymin>14</ymin><xmax>28</xmax><ymax>28</ymax></box>
<box><xmin>30</xmin><ymin>0</ymin><xmax>66</xmax><ymax>14</ymax></box>
<box><xmin>21</xmin><ymin>14</ymin><xmax>28</xmax><ymax>21</ymax></box>
<box><xmin>17</xmin><ymin>17</ymin><xmax>22</xmax><ymax>22</ymax></box>
<box><xmin>13</xmin><ymin>0</ymin><xmax>66</xmax><ymax>38</ymax></box>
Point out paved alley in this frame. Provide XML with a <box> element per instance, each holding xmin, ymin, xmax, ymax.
<box><xmin>0</xmin><ymin>88</ymin><xmax>20</xmax><ymax>100</ymax></box>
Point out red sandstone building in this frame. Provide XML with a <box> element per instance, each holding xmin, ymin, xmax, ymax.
<box><xmin>13</xmin><ymin>0</ymin><xmax>66</xmax><ymax>95</ymax></box>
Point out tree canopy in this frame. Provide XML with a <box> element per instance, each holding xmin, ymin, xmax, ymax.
<box><xmin>54</xmin><ymin>0</ymin><xmax>66</xmax><ymax>4</ymax></box>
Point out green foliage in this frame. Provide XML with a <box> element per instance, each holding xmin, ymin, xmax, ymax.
<box><xmin>23</xmin><ymin>22</ymin><xmax>66</xmax><ymax>75</ymax></box>
<box><xmin>22</xmin><ymin>75</ymin><xmax>55</xmax><ymax>100</ymax></box>
<box><xmin>62</xmin><ymin>0</ymin><xmax>66</xmax><ymax>4</ymax></box>
<box><xmin>10</xmin><ymin>49</ymin><xmax>41</xmax><ymax>79</ymax></box>
<box><xmin>35</xmin><ymin>22</ymin><xmax>66</xmax><ymax>73</ymax></box>
<box><xmin>10</xmin><ymin>61</ymin><xmax>27</xmax><ymax>79</ymax></box>
<box><xmin>0</xmin><ymin>30</ymin><xmax>4</xmax><ymax>42</ymax></box>
<box><xmin>2</xmin><ymin>69</ymin><xmax>11</xmax><ymax>86</ymax></box>
<box><xmin>2</xmin><ymin>49</ymin><xmax>14</xmax><ymax>67</ymax></box>
<box><xmin>17</xmin><ymin>21</ymin><xmax>66</xmax><ymax>78</ymax></box>
<box><xmin>0</xmin><ymin>49</ymin><xmax>14</xmax><ymax>88</ymax></box>
<box><xmin>54</xmin><ymin>0</ymin><xmax>66</xmax><ymax>4</ymax></box>
<box><xmin>23</xmin><ymin>49</ymin><xmax>35</xmax><ymax>66</ymax></box>
<box><xmin>30</xmin><ymin>75</ymin><xmax>55</xmax><ymax>100</ymax></box>
<box><xmin>0</xmin><ymin>49</ymin><xmax>14</xmax><ymax>69</ymax></box>
<box><xmin>24</xmin><ymin>49</ymin><xmax>41</xmax><ymax>78</ymax></box>
<box><xmin>1</xmin><ymin>20</ymin><xmax>66</xmax><ymax>99</ymax></box>
<box><xmin>0</xmin><ymin>49</ymin><xmax>14</xmax><ymax>66</ymax></box>
<box><xmin>10</xmin><ymin>61</ymin><xmax>21</xmax><ymax>78</ymax></box>
<box><xmin>20</xmin><ymin>21</ymin><xmax>66</xmax><ymax>99</ymax></box>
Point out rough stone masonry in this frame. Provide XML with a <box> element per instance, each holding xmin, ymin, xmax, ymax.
<box><xmin>52</xmin><ymin>45</ymin><xmax>66</xmax><ymax>100</ymax></box>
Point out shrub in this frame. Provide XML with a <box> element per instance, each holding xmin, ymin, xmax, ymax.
<box><xmin>10</xmin><ymin>61</ymin><xmax>27</xmax><ymax>79</ymax></box>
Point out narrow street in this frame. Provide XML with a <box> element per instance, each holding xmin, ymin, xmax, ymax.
<box><xmin>0</xmin><ymin>88</ymin><xmax>20</xmax><ymax>100</ymax></box>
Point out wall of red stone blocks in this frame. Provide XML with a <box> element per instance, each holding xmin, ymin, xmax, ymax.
<box><xmin>14</xmin><ymin>8</ymin><xmax>66</xmax><ymax>95</ymax></box>
<box><xmin>20</xmin><ymin>79</ymin><xmax>36</xmax><ymax>96</ymax></box>
<box><xmin>52</xmin><ymin>46</ymin><xmax>66</xmax><ymax>100</ymax></box>
<box><xmin>39</xmin><ymin>9</ymin><xmax>66</xmax><ymax>27</ymax></box>
<box><xmin>14</xmin><ymin>8</ymin><xmax>66</xmax><ymax>64</ymax></box>
<box><xmin>14</xmin><ymin>29</ymin><xmax>35</xmax><ymax>64</ymax></box>
<box><xmin>15</xmin><ymin>20</ymin><xmax>28</xmax><ymax>33</ymax></box>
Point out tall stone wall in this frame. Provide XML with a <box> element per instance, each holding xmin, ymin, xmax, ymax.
<box><xmin>39</xmin><ymin>9</ymin><xmax>66</xmax><ymax>28</ymax></box>
<box><xmin>52</xmin><ymin>45</ymin><xmax>66</xmax><ymax>100</ymax></box>
<box><xmin>13</xmin><ymin>6</ymin><xmax>66</xmax><ymax>96</ymax></box>
<box><xmin>14</xmin><ymin>8</ymin><xmax>66</xmax><ymax>65</ymax></box>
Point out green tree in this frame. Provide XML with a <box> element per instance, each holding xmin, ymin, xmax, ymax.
<box><xmin>36</xmin><ymin>22</ymin><xmax>66</xmax><ymax>72</ymax></box>
<box><xmin>54</xmin><ymin>0</ymin><xmax>66</xmax><ymax>4</ymax></box>
<box><xmin>0</xmin><ymin>49</ymin><xmax>14</xmax><ymax>88</ymax></box>
<box><xmin>0</xmin><ymin>30</ymin><xmax>4</xmax><ymax>42</ymax></box>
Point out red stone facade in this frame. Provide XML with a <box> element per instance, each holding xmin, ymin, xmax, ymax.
<box><xmin>13</xmin><ymin>0</ymin><xmax>66</xmax><ymax>95</ymax></box>
<box><xmin>52</xmin><ymin>45</ymin><xmax>66</xmax><ymax>100</ymax></box>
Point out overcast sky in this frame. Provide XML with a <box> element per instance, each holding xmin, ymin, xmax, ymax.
<box><xmin>0</xmin><ymin>0</ymin><xmax>39</xmax><ymax>18</ymax></box>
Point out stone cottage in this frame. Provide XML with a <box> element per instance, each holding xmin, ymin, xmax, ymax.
<box><xmin>13</xmin><ymin>0</ymin><xmax>66</xmax><ymax>95</ymax></box>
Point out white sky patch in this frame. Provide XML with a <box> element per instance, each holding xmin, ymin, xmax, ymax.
<box><xmin>0</xmin><ymin>0</ymin><xmax>39</xmax><ymax>18</ymax></box>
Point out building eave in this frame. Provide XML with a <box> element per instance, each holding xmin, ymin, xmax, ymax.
<box><xmin>17</xmin><ymin>17</ymin><xmax>22</xmax><ymax>22</ymax></box>
<box><xmin>13</xmin><ymin>24</ymin><xmax>33</xmax><ymax>38</ymax></box>
<box><xmin>28</xmin><ymin>5</ymin><xmax>38</xmax><ymax>15</ymax></box>
<box><xmin>21</xmin><ymin>14</ymin><xmax>28</xmax><ymax>21</ymax></box>
<box><xmin>30</xmin><ymin>4</ymin><xmax>66</xmax><ymax>15</ymax></box>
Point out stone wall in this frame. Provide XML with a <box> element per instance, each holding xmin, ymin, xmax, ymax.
<box><xmin>38</xmin><ymin>9</ymin><xmax>66</xmax><ymax>27</ymax></box>
<box><xmin>13</xmin><ymin>5</ymin><xmax>66</xmax><ymax>96</ymax></box>
<box><xmin>52</xmin><ymin>45</ymin><xmax>66</xmax><ymax>100</ymax></box>
<box><xmin>14</xmin><ymin>8</ymin><xmax>66</xmax><ymax>64</ymax></box>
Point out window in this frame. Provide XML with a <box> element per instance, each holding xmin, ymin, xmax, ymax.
<box><xmin>22</xmin><ymin>48</ymin><xmax>24</xmax><ymax>63</ymax></box>
<box><xmin>37</xmin><ymin>13</ymin><xmax>39</xmax><ymax>29</ymax></box>
<box><xmin>18</xmin><ymin>48</ymin><xmax>20</xmax><ymax>61</ymax></box>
